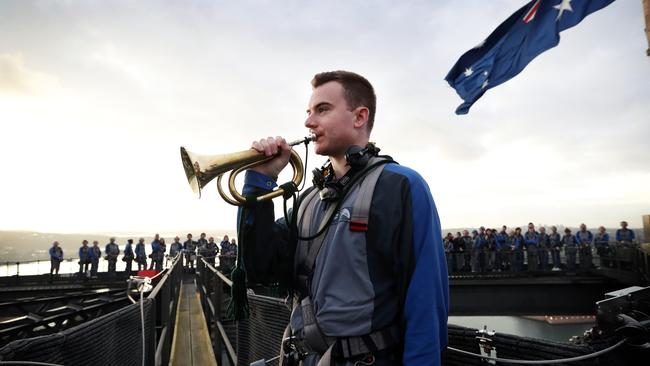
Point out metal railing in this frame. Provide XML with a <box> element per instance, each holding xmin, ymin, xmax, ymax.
<box><xmin>147</xmin><ymin>254</ymin><xmax>183</xmax><ymax>366</ymax></box>
<box><xmin>196</xmin><ymin>256</ymin><xmax>237</xmax><ymax>365</ymax></box>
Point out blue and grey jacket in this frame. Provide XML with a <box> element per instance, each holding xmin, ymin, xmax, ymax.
<box><xmin>595</xmin><ymin>233</ymin><xmax>610</xmax><ymax>246</ymax></box>
<box><xmin>150</xmin><ymin>240</ymin><xmax>163</xmax><ymax>260</ymax></box>
<box><xmin>170</xmin><ymin>242</ymin><xmax>183</xmax><ymax>257</ymax></box>
<box><xmin>576</xmin><ymin>230</ymin><xmax>593</xmax><ymax>246</ymax></box>
<box><xmin>123</xmin><ymin>243</ymin><xmax>134</xmax><ymax>259</ymax></box>
<box><xmin>135</xmin><ymin>243</ymin><xmax>147</xmax><ymax>259</ymax></box>
<box><xmin>496</xmin><ymin>232</ymin><xmax>508</xmax><ymax>249</ymax></box>
<box><xmin>49</xmin><ymin>247</ymin><xmax>63</xmax><ymax>261</ymax></box>
<box><xmin>240</xmin><ymin>163</ymin><xmax>449</xmax><ymax>365</ymax></box>
<box><xmin>549</xmin><ymin>233</ymin><xmax>562</xmax><ymax>248</ymax></box>
<box><xmin>524</xmin><ymin>232</ymin><xmax>539</xmax><ymax>247</ymax></box>
<box><xmin>473</xmin><ymin>234</ymin><xmax>487</xmax><ymax>249</ymax></box>
<box><xmin>90</xmin><ymin>246</ymin><xmax>101</xmax><ymax>261</ymax></box>
<box><xmin>616</xmin><ymin>229</ymin><xmax>635</xmax><ymax>243</ymax></box>
<box><xmin>79</xmin><ymin>246</ymin><xmax>91</xmax><ymax>262</ymax></box>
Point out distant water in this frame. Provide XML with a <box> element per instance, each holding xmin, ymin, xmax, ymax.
<box><xmin>0</xmin><ymin>256</ymin><xmax>170</xmax><ymax>276</ymax></box>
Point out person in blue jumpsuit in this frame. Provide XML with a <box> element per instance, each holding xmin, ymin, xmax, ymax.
<box><xmin>151</xmin><ymin>235</ymin><xmax>165</xmax><ymax>271</ymax></box>
<box><xmin>49</xmin><ymin>241</ymin><xmax>63</xmax><ymax>279</ymax></box>
<box><xmin>576</xmin><ymin>224</ymin><xmax>593</xmax><ymax>271</ymax></box>
<box><xmin>616</xmin><ymin>221</ymin><xmax>635</xmax><ymax>244</ymax></box>
<box><xmin>90</xmin><ymin>241</ymin><xmax>101</xmax><ymax>276</ymax></box>
<box><xmin>562</xmin><ymin>228</ymin><xmax>578</xmax><ymax>271</ymax></box>
<box><xmin>459</xmin><ymin>230</ymin><xmax>473</xmax><ymax>272</ymax></box>
<box><xmin>443</xmin><ymin>233</ymin><xmax>455</xmax><ymax>273</ymax></box>
<box><xmin>183</xmin><ymin>233</ymin><xmax>197</xmax><ymax>271</ymax></box>
<box><xmin>496</xmin><ymin>226</ymin><xmax>508</xmax><ymax>271</ymax></box>
<box><xmin>510</xmin><ymin>227</ymin><xmax>525</xmax><ymax>272</ymax></box>
<box><xmin>594</xmin><ymin>226</ymin><xmax>610</xmax><ymax>267</ymax></box>
<box><xmin>123</xmin><ymin>239</ymin><xmax>135</xmax><ymax>275</ymax></box>
<box><xmin>78</xmin><ymin>240</ymin><xmax>91</xmax><ymax>275</ymax></box>
<box><xmin>549</xmin><ymin>226</ymin><xmax>562</xmax><ymax>270</ymax></box>
<box><xmin>104</xmin><ymin>237</ymin><xmax>120</xmax><ymax>275</ymax></box>
<box><xmin>538</xmin><ymin>226</ymin><xmax>550</xmax><ymax>271</ymax></box>
<box><xmin>472</xmin><ymin>226</ymin><xmax>487</xmax><ymax>273</ymax></box>
<box><xmin>523</xmin><ymin>223</ymin><xmax>539</xmax><ymax>272</ymax></box>
<box><xmin>240</xmin><ymin>71</ymin><xmax>448</xmax><ymax>365</ymax></box>
<box><xmin>135</xmin><ymin>238</ymin><xmax>147</xmax><ymax>271</ymax></box>
<box><xmin>485</xmin><ymin>228</ymin><xmax>498</xmax><ymax>272</ymax></box>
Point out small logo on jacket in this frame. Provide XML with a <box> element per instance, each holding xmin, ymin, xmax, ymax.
<box><xmin>332</xmin><ymin>208</ymin><xmax>351</xmax><ymax>224</ymax></box>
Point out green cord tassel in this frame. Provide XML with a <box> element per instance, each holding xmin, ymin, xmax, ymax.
<box><xmin>226</xmin><ymin>205</ymin><xmax>251</xmax><ymax>321</ymax></box>
<box><xmin>226</xmin><ymin>265</ymin><xmax>249</xmax><ymax>320</ymax></box>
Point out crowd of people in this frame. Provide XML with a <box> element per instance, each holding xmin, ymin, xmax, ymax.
<box><xmin>443</xmin><ymin>221</ymin><xmax>638</xmax><ymax>274</ymax></box>
<box><xmin>47</xmin><ymin>233</ymin><xmax>238</xmax><ymax>278</ymax></box>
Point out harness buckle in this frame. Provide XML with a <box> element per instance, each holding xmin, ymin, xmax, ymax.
<box><xmin>476</xmin><ymin>325</ymin><xmax>497</xmax><ymax>364</ymax></box>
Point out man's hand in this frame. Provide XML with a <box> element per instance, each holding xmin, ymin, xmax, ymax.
<box><xmin>250</xmin><ymin>136</ymin><xmax>291</xmax><ymax>179</ymax></box>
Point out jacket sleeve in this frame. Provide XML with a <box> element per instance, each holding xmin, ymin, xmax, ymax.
<box><xmin>239</xmin><ymin>170</ymin><xmax>294</xmax><ymax>286</ymax></box>
<box><xmin>394</xmin><ymin>167</ymin><xmax>449</xmax><ymax>366</ymax></box>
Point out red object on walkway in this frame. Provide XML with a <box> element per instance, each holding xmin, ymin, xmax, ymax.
<box><xmin>137</xmin><ymin>270</ymin><xmax>159</xmax><ymax>278</ymax></box>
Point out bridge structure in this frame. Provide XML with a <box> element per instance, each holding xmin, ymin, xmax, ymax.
<box><xmin>0</xmin><ymin>245</ymin><xmax>648</xmax><ymax>365</ymax></box>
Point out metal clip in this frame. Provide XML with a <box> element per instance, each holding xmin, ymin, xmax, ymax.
<box><xmin>476</xmin><ymin>325</ymin><xmax>497</xmax><ymax>364</ymax></box>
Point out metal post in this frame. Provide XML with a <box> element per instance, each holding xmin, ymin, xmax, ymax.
<box><xmin>212</xmin><ymin>269</ymin><xmax>222</xmax><ymax>363</ymax></box>
<box><xmin>15</xmin><ymin>262</ymin><xmax>19</xmax><ymax>277</ymax></box>
<box><xmin>160</xmin><ymin>274</ymin><xmax>171</xmax><ymax>366</ymax></box>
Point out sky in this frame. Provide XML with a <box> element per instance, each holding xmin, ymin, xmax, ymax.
<box><xmin>0</xmin><ymin>0</ymin><xmax>648</xmax><ymax>235</ymax></box>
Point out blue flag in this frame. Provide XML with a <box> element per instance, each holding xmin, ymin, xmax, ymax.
<box><xmin>445</xmin><ymin>0</ymin><xmax>615</xmax><ymax>115</ymax></box>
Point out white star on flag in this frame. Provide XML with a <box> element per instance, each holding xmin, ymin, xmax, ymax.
<box><xmin>554</xmin><ymin>0</ymin><xmax>573</xmax><ymax>21</ymax></box>
<box><xmin>463</xmin><ymin>68</ymin><xmax>473</xmax><ymax>77</ymax></box>
<box><xmin>482</xmin><ymin>80</ymin><xmax>489</xmax><ymax>89</ymax></box>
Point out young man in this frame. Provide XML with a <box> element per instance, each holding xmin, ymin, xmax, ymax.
<box><xmin>242</xmin><ymin>71</ymin><xmax>448</xmax><ymax>365</ymax></box>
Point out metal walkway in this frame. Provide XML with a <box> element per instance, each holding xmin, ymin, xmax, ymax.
<box><xmin>170</xmin><ymin>277</ymin><xmax>218</xmax><ymax>366</ymax></box>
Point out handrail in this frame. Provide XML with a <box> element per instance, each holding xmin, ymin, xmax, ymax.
<box><xmin>196</xmin><ymin>257</ymin><xmax>238</xmax><ymax>366</ymax></box>
<box><xmin>146</xmin><ymin>254</ymin><xmax>182</xmax><ymax>366</ymax></box>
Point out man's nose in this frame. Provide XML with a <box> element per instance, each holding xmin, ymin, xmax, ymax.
<box><xmin>304</xmin><ymin>115</ymin><xmax>317</xmax><ymax>129</ymax></box>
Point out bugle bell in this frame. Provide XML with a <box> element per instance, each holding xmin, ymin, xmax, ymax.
<box><xmin>180</xmin><ymin>136</ymin><xmax>314</xmax><ymax>206</ymax></box>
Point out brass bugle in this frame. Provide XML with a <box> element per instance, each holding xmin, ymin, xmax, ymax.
<box><xmin>180</xmin><ymin>136</ymin><xmax>314</xmax><ymax>205</ymax></box>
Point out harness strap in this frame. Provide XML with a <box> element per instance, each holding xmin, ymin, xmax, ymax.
<box><xmin>349</xmin><ymin>161</ymin><xmax>385</xmax><ymax>232</ymax></box>
<box><xmin>334</xmin><ymin>324</ymin><xmax>401</xmax><ymax>359</ymax></box>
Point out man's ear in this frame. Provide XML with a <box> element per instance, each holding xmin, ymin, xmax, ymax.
<box><xmin>353</xmin><ymin>107</ymin><xmax>369</xmax><ymax>129</ymax></box>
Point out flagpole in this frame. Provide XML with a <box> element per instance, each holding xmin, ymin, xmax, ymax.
<box><xmin>644</xmin><ymin>0</ymin><xmax>650</xmax><ymax>56</ymax></box>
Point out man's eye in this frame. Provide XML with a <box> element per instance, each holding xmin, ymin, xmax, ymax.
<box><xmin>317</xmin><ymin>107</ymin><xmax>327</xmax><ymax>113</ymax></box>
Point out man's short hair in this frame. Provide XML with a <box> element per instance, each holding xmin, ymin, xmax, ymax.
<box><xmin>311</xmin><ymin>70</ymin><xmax>376</xmax><ymax>133</ymax></box>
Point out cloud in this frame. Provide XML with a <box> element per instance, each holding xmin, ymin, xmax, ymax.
<box><xmin>0</xmin><ymin>53</ymin><xmax>59</xmax><ymax>95</ymax></box>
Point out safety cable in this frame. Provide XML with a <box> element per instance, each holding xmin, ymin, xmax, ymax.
<box><xmin>0</xmin><ymin>362</ymin><xmax>65</xmax><ymax>366</ymax></box>
<box><xmin>446</xmin><ymin>337</ymin><xmax>627</xmax><ymax>364</ymax></box>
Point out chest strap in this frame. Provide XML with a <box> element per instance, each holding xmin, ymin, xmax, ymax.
<box><xmin>295</xmin><ymin>159</ymin><xmax>388</xmax><ymax>297</ymax></box>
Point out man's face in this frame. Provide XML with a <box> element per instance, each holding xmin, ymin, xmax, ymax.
<box><xmin>528</xmin><ymin>225</ymin><xmax>535</xmax><ymax>232</ymax></box>
<box><xmin>155</xmin><ymin>234</ymin><xmax>160</xmax><ymax>240</ymax></box>
<box><xmin>540</xmin><ymin>227</ymin><xmax>546</xmax><ymax>234</ymax></box>
<box><xmin>580</xmin><ymin>224</ymin><xmax>586</xmax><ymax>231</ymax></box>
<box><xmin>305</xmin><ymin>81</ymin><xmax>360</xmax><ymax>157</ymax></box>
<box><xmin>462</xmin><ymin>230</ymin><xmax>469</xmax><ymax>236</ymax></box>
<box><xmin>621</xmin><ymin>221</ymin><xmax>628</xmax><ymax>229</ymax></box>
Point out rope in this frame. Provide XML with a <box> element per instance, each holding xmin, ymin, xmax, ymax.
<box><xmin>446</xmin><ymin>337</ymin><xmax>627</xmax><ymax>364</ymax></box>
